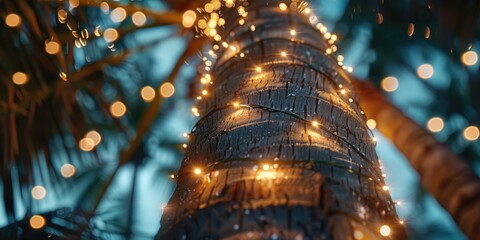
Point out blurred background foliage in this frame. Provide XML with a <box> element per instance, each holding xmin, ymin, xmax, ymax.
<box><xmin>0</xmin><ymin>0</ymin><xmax>478</xmax><ymax>239</ymax></box>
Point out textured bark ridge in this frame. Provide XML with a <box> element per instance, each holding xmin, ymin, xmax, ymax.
<box><xmin>157</xmin><ymin>1</ymin><xmax>405</xmax><ymax>239</ymax></box>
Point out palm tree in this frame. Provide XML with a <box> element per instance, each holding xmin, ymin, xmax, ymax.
<box><xmin>156</xmin><ymin>1</ymin><xmax>406</xmax><ymax>239</ymax></box>
<box><xmin>1</xmin><ymin>0</ymin><xmax>479</xmax><ymax>239</ymax></box>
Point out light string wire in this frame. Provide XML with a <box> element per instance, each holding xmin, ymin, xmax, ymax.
<box><xmin>190</xmin><ymin>102</ymin><xmax>376</xmax><ymax>167</ymax></box>
<box><xmin>184</xmin><ymin>157</ymin><xmax>387</xmax><ymax>187</ymax></box>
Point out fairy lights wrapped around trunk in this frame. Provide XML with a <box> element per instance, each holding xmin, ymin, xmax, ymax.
<box><xmin>157</xmin><ymin>0</ymin><xmax>406</xmax><ymax>239</ymax></box>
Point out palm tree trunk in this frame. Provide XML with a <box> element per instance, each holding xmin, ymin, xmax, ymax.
<box><xmin>354</xmin><ymin>80</ymin><xmax>480</xmax><ymax>239</ymax></box>
<box><xmin>157</xmin><ymin>1</ymin><xmax>405</xmax><ymax>239</ymax></box>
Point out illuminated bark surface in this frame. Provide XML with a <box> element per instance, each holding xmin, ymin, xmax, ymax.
<box><xmin>157</xmin><ymin>1</ymin><xmax>405</xmax><ymax>239</ymax></box>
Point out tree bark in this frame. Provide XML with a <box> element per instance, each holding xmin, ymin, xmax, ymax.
<box><xmin>157</xmin><ymin>1</ymin><xmax>405</xmax><ymax>239</ymax></box>
<box><xmin>354</xmin><ymin>80</ymin><xmax>480</xmax><ymax>240</ymax></box>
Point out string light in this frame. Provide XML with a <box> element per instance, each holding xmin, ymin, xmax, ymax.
<box><xmin>255</xmin><ymin>66</ymin><xmax>262</xmax><ymax>72</ymax></box>
<box><xmin>182</xmin><ymin>144</ymin><xmax>188</xmax><ymax>148</ymax></box>
<box><xmin>424</xmin><ymin>26</ymin><xmax>431</xmax><ymax>39</ymax></box>
<box><xmin>233</xmin><ymin>102</ymin><xmax>240</xmax><ymax>108</ymax></box>
<box><xmin>79</xmin><ymin>137</ymin><xmax>95</xmax><ymax>151</ymax></box>
<box><xmin>100</xmin><ymin>2</ymin><xmax>109</xmax><ymax>12</ymax></box>
<box><xmin>81</xmin><ymin>29</ymin><xmax>89</xmax><ymax>39</ymax></box>
<box><xmin>61</xmin><ymin>164</ymin><xmax>76</xmax><ymax>178</ymax></box>
<box><xmin>170</xmin><ymin>174</ymin><xmax>175</xmax><ymax>179</ymax></box>
<box><xmin>194</xmin><ymin>168</ymin><xmax>202</xmax><ymax>175</ymax></box>
<box><xmin>263</xmin><ymin>164</ymin><xmax>270</xmax><ymax>170</ymax></box>
<box><xmin>324</xmin><ymin>32</ymin><xmax>331</xmax><ymax>39</ymax></box>
<box><xmin>69</xmin><ymin>0</ymin><xmax>79</xmax><ymax>9</ymax></box>
<box><xmin>30</xmin><ymin>215</ymin><xmax>46</xmax><ymax>229</ymax></box>
<box><xmin>209</xmin><ymin>29</ymin><xmax>217</xmax><ymax>37</ymax></box>
<box><xmin>281</xmin><ymin>51</ymin><xmax>287</xmax><ymax>57</ymax></box>
<box><xmin>463</xmin><ymin>126</ymin><xmax>479</xmax><ymax>141</ymax></box>
<box><xmin>59</xmin><ymin>72</ymin><xmax>67</xmax><ymax>81</ymax></box>
<box><xmin>12</xmin><ymin>72</ymin><xmax>28</xmax><ymax>85</ymax></box>
<box><xmin>330</xmin><ymin>34</ymin><xmax>338</xmax><ymax>42</ymax></box>
<box><xmin>204</xmin><ymin>3</ymin><xmax>214</xmax><ymax>13</ymax></box>
<box><xmin>382</xmin><ymin>186</ymin><xmax>389</xmax><ymax>191</ymax></box>
<box><xmin>205</xmin><ymin>74</ymin><xmax>211</xmax><ymax>81</ymax></box>
<box><xmin>5</xmin><ymin>13</ymin><xmax>22</xmax><ymax>27</ymax></box>
<box><xmin>353</xmin><ymin>230</ymin><xmax>364</xmax><ymax>239</ymax></box>
<box><xmin>182</xmin><ymin>10</ymin><xmax>197</xmax><ymax>28</ymax></box>
<box><xmin>160</xmin><ymin>82</ymin><xmax>175</xmax><ymax>98</ymax></box>
<box><xmin>417</xmin><ymin>64</ymin><xmax>434</xmax><ymax>79</ymax></box>
<box><xmin>427</xmin><ymin>117</ymin><xmax>444</xmax><ymax>132</ymax></box>
<box><xmin>110</xmin><ymin>7</ymin><xmax>127</xmax><ymax>23</ymax></box>
<box><xmin>198</xmin><ymin>19</ymin><xmax>207</xmax><ymax>29</ymax></box>
<box><xmin>141</xmin><ymin>86</ymin><xmax>156</xmax><ymax>102</ymax></box>
<box><xmin>86</xmin><ymin>130</ymin><xmax>102</xmax><ymax>145</ymax></box>
<box><xmin>407</xmin><ymin>23</ymin><xmax>414</xmax><ymax>36</ymax></box>
<box><xmin>237</xmin><ymin>6</ymin><xmax>247</xmax><ymax>17</ymax></box>
<box><xmin>377</xmin><ymin>13</ymin><xmax>384</xmax><ymax>24</ymax></box>
<box><xmin>211</xmin><ymin>0</ymin><xmax>221</xmax><ymax>10</ymax></box>
<box><xmin>379</xmin><ymin>225</ymin><xmax>391</xmax><ymax>236</ymax></box>
<box><xmin>32</xmin><ymin>186</ymin><xmax>47</xmax><ymax>200</ymax></box>
<box><xmin>279</xmin><ymin>3</ymin><xmax>288</xmax><ymax>11</ymax></box>
<box><xmin>290</xmin><ymin>29</ymin><xmax>296</xmax><ymax>36</ymax></box>
<box><xmin>225</xmin><ymin>0</ymin><xmax>235</xmax><ymax>7</ymax></box>
<box><xmin>103</xmin><ymin>28</ymin><xmax>119</xmax><ymax>42</ymax></box>
<box><xmin>256</xmin><ymin>168</ymin><xmax>277</xmax><ymax>180</ymax></box>
<box><xmin>218</xmin><ymin>18</ymin><xmax>226</xmax><ymax>26</ymax></box>
<box><xmin>312</xmin><ymin>121</ymin><xmax>319</xmax><ymax>127</ymax></box>
<box><xmin>110</xmin><ymin>101</ymin><xmax>127</xmax><ymax>118</ymax></box>
<box><xmin>317</xmin><ymin>23</ymin><xmax>327</xmax><ymax>34</ymax></box>
<box><xmin>94</xmin><ymin>26</ymin><xmax>102</xmax><ymax>37</ymax></box>
<box><xmin>461</xmin><ymin>50</ymin><xmax>478</xmax><ymax>66</ymax></box>
<box><xmin>381</xmin><ymin>76</ymin><xmax>399</xmax><ymax>92</ymax></box>
<box><xmin>57</xmin><ymin>9</ymin><xmax>68</xmax><ymax>23</ymax></box>
<box><xmin>366</xmin><ymin>119</ymin><xmax>377</xmax><ymax>130</ymax></box>
<box><xmin>132</xmin><ymin>11</ymin><xmax>147</xmax><ymax>26</ymax></box>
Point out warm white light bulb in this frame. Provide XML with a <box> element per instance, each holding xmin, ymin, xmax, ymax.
<box><xmin>380</xmin><ymin>225</ymin><xmax>391</xmax><ymax>236</ymax></box>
